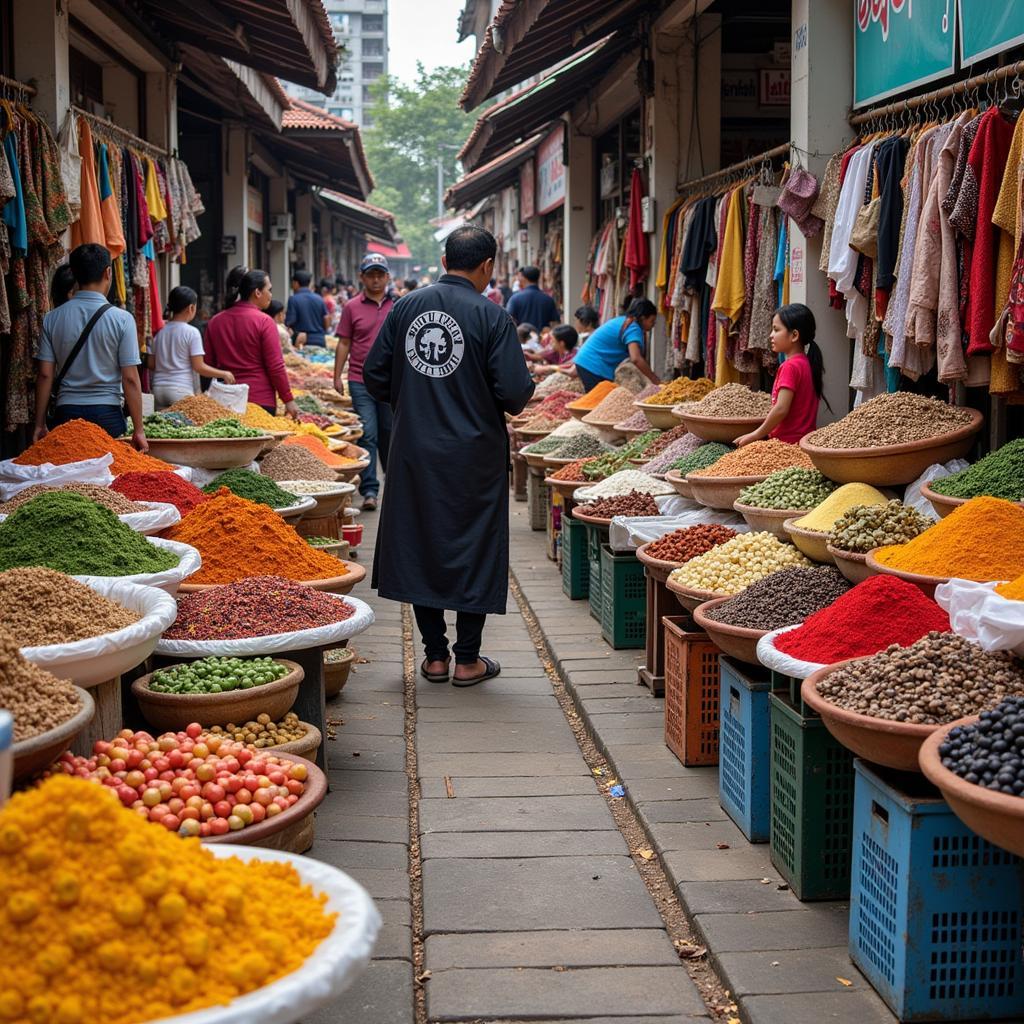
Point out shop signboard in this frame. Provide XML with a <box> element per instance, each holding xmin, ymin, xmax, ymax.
<box><xmin>959</xmin><ymin>2</ymin><xmax>1024</xmax><ymax>63</ymax></box>
<box><xmin>853</xmin><ymin>0</ymin><xmax>954</xmax><ymax>107</ymax></box>
<box><xmin>519</xmin><ymin>159</ymin><xmax>535</xmax><ymax>222</ymax></box>
<box><xmin>536</xmin><ymin>124</ymin><xmax>565</xmax><ymax>216</ymax></box>
<box><xmin>247</xmin><ymin>186</ymin><xmax>264</xmax><ymax>233</ymax></box>
<box><xmin>759</xmin><ymin>69</ymin><xmax>790</xmax><ymax>106</ymax></box>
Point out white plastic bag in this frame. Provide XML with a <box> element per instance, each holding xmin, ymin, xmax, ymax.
<box><xmin>148</xmin><ymin>845</ymin><xmax>381</xmax><ymax>1024</ymax></box>
<box><xmin>208</xmin><ymin>379</ymin><xmax>250</xmax><ymax>414</ymax></box>
<box><xmin>0</xmin><ymin>453</ymin><xmax>115</xmax><ymax>498</ymax></box>
<box><xmin>0</xmin><ymin>500</ymin><xmax>180</xmax><ymax>535</ymax></box>
<box><xmin>189</xmin><ymin>462</ymin><xmax>260</xmax><ymax>489</ymax></box>
<box><xmin>156</xmin><ymin>593</ymin><xmax>375</xmax><ymax>658</ymax></box>
<box><xmin>610</xmin><ymin>505</ymin><xmax>752</xmax><ymax>551</ymax></box>
<box><xmin>903</xmin><ymin>459</ymin><xmax>970</xmax><ymax>520</ymax></box>
<box><xmin>935</xmin><ymin>578</ymin><xmax>1024</xmax><ymax>656</ymax></box>
<box><xmin>76</xmin><ymin>537</ymin><xmax>202</xmax><ymax>596</ymax></box>
<box><xmin>756</xmin><ymin>625</ymin><xmax>827</xmax><ymax>679</ymax></box>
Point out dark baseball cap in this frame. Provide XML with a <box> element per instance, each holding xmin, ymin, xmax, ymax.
<box><xmin>360</xmin><ymin>253</ymin><xmax>390</xmax><ymax>273</ymax></box>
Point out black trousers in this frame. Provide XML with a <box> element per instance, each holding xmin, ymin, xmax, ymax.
<box><xmin>413</xmin><ymin>606</ymin><xmax>486</xmax><ymax>665</ymax></box>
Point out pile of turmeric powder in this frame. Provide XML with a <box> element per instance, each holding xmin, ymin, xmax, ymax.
<box><xmin>163</xmin><ymin>491</ymin><xmax>349</xmax><ymax>585</ymax></box>
<box><xmin>0</xmin><ymin>775</ymin><xmax>336</xmax><ymax>1022</ymax></box>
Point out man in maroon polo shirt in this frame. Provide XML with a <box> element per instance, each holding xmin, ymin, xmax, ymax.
<box><xmin>334</xmin><ymin>253</ymin><xmax>395</xmax><ymax>510</ymax></box>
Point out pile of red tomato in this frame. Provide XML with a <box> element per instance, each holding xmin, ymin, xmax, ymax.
<box><xmin>52</xmin><ymin>723</ymin><xmax>308</xmax><ymax>838</ymax></box>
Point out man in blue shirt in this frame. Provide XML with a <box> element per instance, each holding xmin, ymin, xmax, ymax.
<box><xmin>505</xmin><ymin>265</ymin><xmax>559</xmax><ymax>327</ymax></box>
<box><xmin>285</xmin><ymin>269</ymin><xmax>329</xmax><ymax>347</ymax></box>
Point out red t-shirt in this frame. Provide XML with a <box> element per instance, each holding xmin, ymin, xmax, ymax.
<box><xmin>338</xmin><ymin>292</ymin><xmax>394</xmax><ymax>384</ymax></box>
<box><xmin>204</xmin><ymin>303</ymin><xmax>293</xmax><ymax>407</ymax></box>
<box><xmin>770</xmin><ymin>352</ymin><xmax>818</xmax><ymax>444</ymax></box>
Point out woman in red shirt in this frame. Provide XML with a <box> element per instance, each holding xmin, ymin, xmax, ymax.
<box><xmin>736</xmin><ymin>303</ymin><xmax>827</xmax><ymax>447</ymax></box>
<box><xmin>205</xmin><ymin>268</ymin><xmax>300</xmax><ymax>417</ymax></box>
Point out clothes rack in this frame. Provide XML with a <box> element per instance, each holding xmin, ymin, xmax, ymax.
<box><xmin>850</xmin><ymin>60</ymin><xmax>1024</xmax><ymax>126</ymax></box>
<box><xmin>0</xmin><ymin>73</ymin><xmax>36</xmax><ymax>99</ymax></box>
<box><xmin>71</xmin><ymin>104</ymin><xmax>168</xmax><ymax>159</ymax></box>
<box><xmin>676</xmin><ymin>143</ymin><xmax>790</xmax><ymax>193</ymax></box>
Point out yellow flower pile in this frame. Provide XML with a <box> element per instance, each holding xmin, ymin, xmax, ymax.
<box><xmin>0</xmin><ymin>776</ymin><xmax>335</xmax><ymax>1023</ymax></box>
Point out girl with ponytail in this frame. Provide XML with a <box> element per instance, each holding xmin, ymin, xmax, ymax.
<box><xmin>735</xmin><ymin>303</ymin><xmax>829</xmax><ymax>447</ymax></box>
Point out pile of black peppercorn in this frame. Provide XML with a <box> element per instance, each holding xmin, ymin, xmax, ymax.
<box><xmin>939</xmin><ymin>697</ymin><xmax>1024</xmax><ymax>796</ymax></box>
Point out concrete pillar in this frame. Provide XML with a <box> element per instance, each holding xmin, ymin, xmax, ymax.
<box><xmin>789</xmin><ymin>0</ymin><xmax>853</xmax><ymax>419</ymax></box>
<box><xmin>222</xmin><ymin>123</ymin><xmax>249</xmax><ymax>267</ymax></box>
<box><xmin>563</xmin><ymin>123</ymin><xmax>594</xmax><ymax>318</ymax></box>
<box><xmin>295</xmin><ymin>192</ymin><xmax>315</xmax><ymax>273</ymax></box>
<box><xmin>12</xmin><ymin>0</ymin><xmax>70</xmax><ymax>132</ymax></box>
<box><xmin>267</xmin><ymin>174</ymin><xmax>290</xmax><ymax>294</ymax></box>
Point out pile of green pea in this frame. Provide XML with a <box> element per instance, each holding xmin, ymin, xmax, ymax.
<box><xmin>148</xmin><ymin>656</ymin><xmax>288</xmax><ymax>694</ymax></box>
<box><xmin>139</xmin><ymin>415</ymin><xmax>263</xmax><ymax>439</ymax></box>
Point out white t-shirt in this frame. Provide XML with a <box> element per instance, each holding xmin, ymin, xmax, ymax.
<box><xmin>151</xmin><ymin>321</ymin><xmax>204</xmax><ymax>391</ymax></box>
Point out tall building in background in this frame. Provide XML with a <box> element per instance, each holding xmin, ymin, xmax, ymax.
<box><xmin>290</xmin><ymin>0</ymin><xmax>388</xmax><ymax>127</ymax></box>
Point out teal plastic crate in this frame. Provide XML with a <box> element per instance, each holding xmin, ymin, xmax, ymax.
<box><xmin>586</xmin><ymin>523</ymin><xmax>605</xmax><ymax>621</ymax></box>
<box><xmin>561</xmin><ymin>516</ymin><xmax>589</xmax><ymax>600</ymax></box>
<box><xmin>599</xmin><ymin>544</ymin><xmax>646</xmax><ymax>649</ymax></box>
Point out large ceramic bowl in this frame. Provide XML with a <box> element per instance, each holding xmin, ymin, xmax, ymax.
<box><xmin>571</xmin><ymin>506</ymin><xmax>615</xmax><ymax>528</ymax></box>
<box><xmin>919</xmin><ymin>718</ymin><xmax>1024</xmax><ymax>858</ymax></box>
<box><xmin>733</xmin><ymin>500</ymin><xmax>809</xmax><ymax>540</ymax></box>
<box><xmin>580</xmin><ymin>417</ymin><xmax>626</xmax><ymax>444</ymax></box>
<box><xmin>276</xmin><ymin>482</ymin><xmax>356</xmax><ymax>519</ymax></box>
<box><xmin>634</xmin><ymin>400</ymin><xmax>681</xmax><ymax>430</ymax></box>
<box><xmin>663</xmin><ymin>469</ymin><xmax>694</xmax><ymax>500</ymax></box>
<box><xmin>783</xmin><ymin>518</ymin><xmax>835</xmax><ymax>564</ymax></box>
<box><xmin>920</xmin><ymin>481</ymin><xmax>1024</xmax><ymax>520</ymax></box>
<box><xmin>798</xmin><ymin>409</ymin><xmax>984</xmax><ymax>486</ymax></box>
<box><xmin>635</xmin><ymin>542</ymin><xmax>686</xmax><ymax>582</ymax></box>
<box><xmin>692</xmin><ymin>597</ymin><xmax>766</xmax><ymax>666</ymax></box>
<box><xmin>277</xmin><ymin>496</ymin><xmax>318</xmax><ymax>523</ymax></box>
<box><xmin>178</xmin><ymin>561</ymin><xmax>366</xmax><ymax>597</ymax></box>
<box><xmin>132</xmin><ymin>659</ymin><xmax>304</xmax><ymax>731</ymax></box>
<box><xmin>545</xmin><ymin>476</ymin><xmax>593</xmax><ymax>499</ymax></box>
<box><xmin>260</xmin><ymin>721</ymin><xmax>322</xmax><ymax>760</ymax></box>
<box><xmin>674</xmin><ymin>410</ymin><xmax>765</xmax><ymax>443</ymax></box>
<box><xmin>522</xmin><ymin>448</ymin><xmax>558</xmax><ymax>470</ymax></box>
<box><xmin>666</xmin><ymin>575</ymin><xmax>730</xmax><ymax>613</ymax></box>
<box><xmin>863</xmin><ymin>549</ymin><xmax>949</xmax><ymax>599</ymax></box>
<box><xmin>826</xmin><ymin>545</ymin><xmax>874</xmax><ymax>584</ymax></box>
<box><xmin>12</xmin><ymin>687</ymin><xmax>95</xmax><ymax>782</ymax></box>
<box><xmin>145</xmin><ymin>435</ymin><xmax>273</xmax><ymax>470</ymax></box>
<box><xmin>687</xmin><ymin>473</ymin><xmax>768</xmax><ymax>511</ymax></box>
<box><xmin>801</xmin><ymin>661</ymin><xmax>939</xmax><ymax>771</ymax></box>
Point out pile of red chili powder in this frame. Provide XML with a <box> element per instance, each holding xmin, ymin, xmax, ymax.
<box><xmin>774</xmin><ymin>574</ymin><xmax>950</xmax><ymax>664</ymax></box>
<box><xmin>165</xmin><ymin>575</ymin><xmax>355</xmax><ymax>640</ymax></box>
<box><xmin>112</xmin><ymin>471</ymin><xmax>209</xmax><ymax>515</ymax></box>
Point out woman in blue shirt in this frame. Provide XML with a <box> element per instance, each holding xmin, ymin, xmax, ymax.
<box><xmin>572</xmin><ymin>298</ymin><xmax>661</xmax><ymax>391</ymax></box>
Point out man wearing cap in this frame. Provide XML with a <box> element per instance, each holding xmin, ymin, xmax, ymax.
<box><xmin>334</xmin><ymin>253</ymin><xmax>395</xmax><ymax>510</ymax></box>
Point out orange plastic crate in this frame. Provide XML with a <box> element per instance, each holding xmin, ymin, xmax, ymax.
<box><xmin>663</xmin><ymin>616</ymin><xmax>720</xmax><ymax>766</ymax></box>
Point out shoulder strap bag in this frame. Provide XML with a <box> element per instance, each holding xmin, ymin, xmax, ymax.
<box><xmin>47</xmin><ymin>302</ymin><xmax>113</xmax><ymax>425</ymax></box>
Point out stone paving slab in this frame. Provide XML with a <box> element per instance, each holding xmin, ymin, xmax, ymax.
<box><xmin>713</xmin><ymin>947</ymin><xmax>868</xmax><ymax>997</ymax></box>
<box><xmin>420</xmin><ymin>795</ymin><xmax>614</xmax><ymax>833</ymax></box>
<box><xmin>308</xmin><ymin>839</ymin><xmax>408</xmax><ymax>869</ymax></box>
<box><xmin>316</xmin><ymin>789</ymin><xmax>408</xmax><ymax>820</ymax></box>
<box><xmin>415</xmin><ymin>722</ymin><xmax>579</xmax><ymax>754</ymax></box>
<box><xmin>305</xmin><ymin>959</ymin><xmax>413</xmax><ymax>1024</ymax></box>
<box><xmin>426</xmin><ymin>966</ymin><xmax>709</xmax><ymax>1021</ymax></box>
<box><xmin>425</xmin><ymin>928</ymin><xmax>680</xmax><ymax>968</ymax></box>
<box><xmin>637</xmin><ymin>799</ymin><xmax>729</xmax><ymax>824</ymax></box>
<box><xmin>417</xmin><ymin>705</ymin><xmax>568</xmax><ymax>724</ymax></box>
<box><xmin>316</xmin><ymin>813</ymin><xmax>408</xmax><ymax>844</ymax></box>
<box><xmin>676</xmin><ymin>879</ymin><xmax>799</xmax><ymax>917</ymax></box>
<box><xmin>620</xmin><ymin>777</ymin><xmax>719</xmax><ymax>803</ymax></box>
<box><xmin>661</xmin><ymin>847</ymin><xmax>782</xmax><ymax>882</ymax></box>
<box><xmin>694</xmin><ymin>907</ymin><xmax>851</xmax><ymax>953</ymax></box>
<box><xmin>737</xmin><ymin>990</ymin><xmax>894</xmax><ymax>1024</ymax></box>
<box><xmin>419</xmin><ymin>775</ymin><xmax>598</xmax><ymax>799</ymax></box>
<box><xmin>418</xmin><ymin>752</ymin><xmax>590</xmax><ymax>777</ymax></box>
<box><xmin>421</xmin><ymin>829</ymin><xmax>628</xmax><ymax>859</ymax></box>
<box><xmin>326</xmin><ymin>745</ymin><xmax>406</xmax><ymax>772</ymax></box>
<box><xmin>326</xmin><ymin>769</ymin><xmax>408</xmax><ymax>793</ymax></box>
<box><xmin>422</xmin><ymin>856</ymin><xmax>664</xmax><ymax>933</ymax></box>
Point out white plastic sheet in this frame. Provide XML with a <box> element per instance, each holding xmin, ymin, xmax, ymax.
<box><xmin>0</xmin><ymin>453</ymin><xmax>115</xmax><ymax>498</ymax></box>
<box><xmin>189</xmin><ymin>462</ymin><xmax>261</xmax><ymax>489</ymax></box>
<box><xmin>0</xmin><ymin>499</ymin><xmax>180</xmax><ymax>534</ymax></box>
<box><xmin>935</xmin><ymin>579</ymin><xmax>1024</xmax><ymax>656</ymax></box>
<box><xmin>147</xmin><ymin>845</ymin><xmax>380</xmax><ymax>1024</ymax></box>
<box><xmin>75</xmin><ymin>537</ymin><xmax>202</xmax><ymax>596</ymax></box>
<box><xmin>207</xmin><ymin>379</ymin><xmax>250</xmax><ymax>414</ymax></box>
<box><xmin>156</xmin><ymin>593</ymin><xmax>375</xmax><ymax>657</ymax></box>
<box><xmin>903</xmin><ymin>459</ymin><xmax>970</xmax><ymax>520</ymax></box>
<box><xmin>609</xmin><ymin>501</ymin><xmax>752</xmax><ymax>552</ymax></box>
<box><xmin>756</xmin><ymin>624</ymin><xmax>826</xmax><ymax>679</ymax></box>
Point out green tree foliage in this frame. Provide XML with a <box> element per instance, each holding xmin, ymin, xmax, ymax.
<box><xmin>364</xmin><ymin>63</ymin><xmax>474</xmax><ymax>267</ymax></box>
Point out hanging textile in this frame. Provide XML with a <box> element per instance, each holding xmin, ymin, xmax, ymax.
<box><xmin>624</xmin><ymin>167</ymin><xmax>649</xmax><ymax>290</ymax></box>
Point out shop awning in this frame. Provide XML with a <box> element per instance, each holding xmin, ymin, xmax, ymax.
<box><xmin>461</xmin><ymin>0</ymin><xmax>653</xmax><ymax>110</ymax></box>
<box><xmin>136</xmin><ymin>0</ymin><xmax>339</xmax><ymax>94</ymax></box>
<box><xmin>446</xmin><ymin>133</ymin><xmax>542</xmax><ymax>210</ymax></box>
<box><xmin>319</xmin><ymin>190</ymin><xmax>398</xmax><ymax>242</ymax></box>
<box><xmin>368</xmin><ymin>240</ymin><xmax>413</xmax><ymax>260</ymax></box>
<box><xmin>459</xmin><ymin>34</ymin><xmax>629</xmax><ymax>170</ymax></box>
<box><xmin>178</xmin><ymin>48</ymin><xmax>288</xmax><ymax>130</ymax></box>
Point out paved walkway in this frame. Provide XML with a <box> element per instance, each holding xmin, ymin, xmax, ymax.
<box><xmin>303</xmin><ymin>500</ymin><xmax>896</xmax><ymax>1023</ymax></box>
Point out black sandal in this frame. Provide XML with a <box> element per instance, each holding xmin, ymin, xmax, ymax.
<box><xmin>420</xmin><ymin>658</ymin><xmax>450</xmax><ymax>683</ymax></box>
<box><xmin>452</xmin><ymin>657</ymin><xmax>501</xmax><ymax>687</ymax></box>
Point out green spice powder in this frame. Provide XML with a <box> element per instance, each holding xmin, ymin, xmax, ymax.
<box><xmin>0</xmin><ymin>492</ymin><xmax>179</xmax><ymax>576</ymax></box>
<box><xmin>202</xmin><ymin>469</ymin><xmax>300</xmax><ymax>509</ymax></box>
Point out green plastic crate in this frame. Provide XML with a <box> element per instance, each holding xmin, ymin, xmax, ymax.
<box><xmin>599</xmin><ymin>544</ymin><xmax>646</xmax><ymax>649</ymax></box>
<box><xmin>561</xmin><ymin>516</ymin><xmax>589</xmax><ymax>600</ymax></box>
<box><xmin>586</xmin><ymin>524</ymin><xmax>604</xmax><ymax>621</ymax></box>
<box><xmin>526</xmin><ymin>470</ymin><xmax>547</xmax><ymax>531</ymax></box>
<box><xmin>769</xmin><ymin>692</ymin><xmax>856</xmax><ymax>900</ymax></box>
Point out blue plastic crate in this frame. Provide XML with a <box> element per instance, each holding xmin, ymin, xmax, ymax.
<box><xmin>717</xmin><ymin>656</ymin><xmax>772</xmax><ymax>843</ymax></box>
<box><xmin>850</xmin><ymin>760</ymin><xmax>1024</xmax><ymax>1021</ymax></box>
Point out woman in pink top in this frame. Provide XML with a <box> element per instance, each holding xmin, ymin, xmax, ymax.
<box><xmin>735</xmin><ymin>303</ymin><xmax>827</xmax><ymax>447</ymax></box>
<box><xmin>204</xmin><ymin>268</ymin><xmax>300</xmax><ymax>416</ymax></box>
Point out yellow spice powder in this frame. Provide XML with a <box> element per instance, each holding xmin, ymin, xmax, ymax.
<box><xmin>794</xmin><ymin>482</ymin><xmax>888</xmax><ymax>531</ymax></box>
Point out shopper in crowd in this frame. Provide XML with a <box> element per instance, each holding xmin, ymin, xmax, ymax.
<box><xmin>334</xmin><ymin>252</ymin><xmax>395</xmax><ymax>512</ymax></box>
<box><xmin>320</xmin><ymin>277</ymin><xmax>340</xmax><ymax>333</ymax></box>
<box><xmin>50</xmin><ymin>264</ymin><xmax>77</xmax><ymax>308</ymax></box>
<box><xmin>148</xmin><ymin>286</ymin><xmax>235</xmax><ymax>409</ymax></box>
<box><xmin>735</xmin><ymin>302</ymin><xmax>829</xmax><ymax>446</ymax></box>
<box><xmin>204</xmin><ymin>269</ymin><xmax>300</xmax><ymax>418</ymax></box>
<box><xmin>265</xmin><ymin>300</ymin><xmax>293</xmax><ymax>354</ymax></box>
<box><xmin>506</xmin><ymin>265</ymin><xmax>559</xmax><ymax>327</ymax></box>
<box><xmin>485</xmin><ymin>278</ymin><xmax>504</xmax><ymax>305</ymax></box>
<box><xmin>527</xmin><ymin>324</ymin><xmax>579</xmax><ymax>375</ymax></box>
<box><xmin>517</xmin><ymin>322</ymin><xmax>540</xmax><ymax>354</ymax></box>
<box><xmin>573</xmin><ymin>304</ymin><xmax>600</xmax><ymax>344</ymax></box>
<box><xmin>34</xmin><ymin>244</ymin><xmax>147</xmax><ymax>449</ymax></box>
<box><xmin>285</xmin><ymin>269</ymin><xmax>329</xmax><ymax>348</ymax></box>
<box><xmin>496</xmin><ymin>276</ymin><xmax>513</xmax><ymax>304</ymax></box>
<box><xmin>572</xmin><ymin>297</ymin><xmax>661</xmax><ymax>391</ymax></box>
<box><xmin>364</xmin><ymin>225</ymin><xmax>534</xmax><ymax>686</ymax></box>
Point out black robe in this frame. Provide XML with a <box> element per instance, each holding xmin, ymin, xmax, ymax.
<box><xmin>363</xmin><ymin>274</ymin><xmax>535</xmax><ymax>614</ymax></box>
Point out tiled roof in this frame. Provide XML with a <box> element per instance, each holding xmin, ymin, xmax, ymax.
<box><xmin>283</xmin><ymin>97</ymin><xmax>357</xmax><ymax>131</ymax></box>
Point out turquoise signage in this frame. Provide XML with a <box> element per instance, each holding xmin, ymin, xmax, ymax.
<box><xmin>960</xmin><ymin>2</ymin><xmax>1024</xmax><ymax>63</ymax></box>
<box><xmin>854</xmin><ymin>0</ymin><xmax>955</xmax><ymax>107</ymax></box>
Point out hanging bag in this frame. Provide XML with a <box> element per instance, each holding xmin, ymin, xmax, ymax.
<box><xmin>47</xmin><ymin>303</ymin><xmax>112</xmax><ymax>425</ymax></box>
<box><xmin>58</xmin><ymin>111</ymin><xmax>82</xmax><ymax>221</ymax></box>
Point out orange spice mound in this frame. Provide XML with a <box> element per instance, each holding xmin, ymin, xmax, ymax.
<box><xmin>163</xmin><ymin>491</ymin><xmax>348</xmax><ymax>584</ymax></box>
<box><xmin>566</xmin><ymin>381</ymin><xmax>617</xmax><ymax>411</ymax></box>
<box><xmin>14</xmin><ymin>419</ymin><xmax>174</xmax><ymax>474</ymax></box>
<box><xmin>281</xmin><ymin>434</ymin><xmax>354</xmax><ymax>467</ymax></box>
<box><xmin>549</xmin><ymin>458</ymin><xmax>598</xmax><ymax>482</ymax></box>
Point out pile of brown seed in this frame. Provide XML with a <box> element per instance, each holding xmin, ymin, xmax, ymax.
<box><xmin>0</xmin><ymin>627</ymin><xmax>81</xmax><ymax>742</ymax></box>
<box><xmin>816</xmin><ymin>632</ymin><xmax>1024</xmax><ymax>724</ymax></box>
<box><xmin>806</xmin><ymin>394</ymin><xmax>973</xmax><ymax>449</ymax></box>
<box><xmin>0</xmin><ymin>567</ymin><xmax>140</xmax><ymax>646</ymax></box>
<box><xmin>0</xmin><ymin>483</ymin><xmax>146</xmax><ymax>515</ymax></box>
<box><xmin>259</xmin><ymin>443</ymin><xmax>339</xmax><ymax>481</ymax></box>
<box><xmin>675</xmin><ymin>383</ymin><xmax>772</xmax><ymax>418</ymax></box>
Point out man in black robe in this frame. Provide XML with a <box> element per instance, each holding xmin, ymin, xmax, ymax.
<box><xmin>364</xmin><ymin>226</ymin><xmax>535</xmax><ymax>686</ymax></box>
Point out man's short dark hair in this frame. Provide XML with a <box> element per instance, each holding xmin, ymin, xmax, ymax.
<box><xmin>552</xmin><ymin>324</ymin><xmax>578</xmax><ymax>351</ymax></box>
<box><xmin>520</xmin><ymin>265</ymin><xmax>541</xmax><ymax>284</ymax></box>
<box><xmin>574</xmin><ymin>304</ymin><xmax>599</xmax><ymax>329</ymax></box>
<box><xmin>516</xmin><ymin>323</ymin><xmax>536</xmax><ymax>342</ymax></box>
<box><xmin>293</xmin><ymin>269</ymin><xmax>312</xmax><ymax>287</ymax></box>
<box><xmin>69</xmin><ymin>244</ymin><xmax>112</xmax><ymax>287</ymax></box>
<box><xmin>445</xmin><ymin>225</ymin><xmax>497</xmax><ymax>271</ymax></box>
